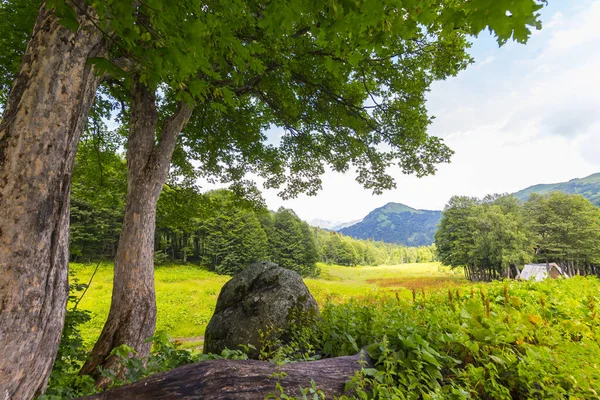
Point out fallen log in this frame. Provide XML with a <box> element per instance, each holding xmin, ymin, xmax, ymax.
<box><xmin>81</xmin><ymin>352</ymin><xmax>372</xmax><ymax>399</ymax></box>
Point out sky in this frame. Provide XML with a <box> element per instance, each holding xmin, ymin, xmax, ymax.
<box><xmin>221</xmin><ymin>1</ymin><xmax>600</xmax><ymax>224</ymax></box>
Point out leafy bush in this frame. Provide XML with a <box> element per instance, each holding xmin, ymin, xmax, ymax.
<box><xmin>97</xmin><ymin>331</ymin><xmax>200</xmax><ymax>388</ymax></box>
<box><xmin>39</xmin><ymin>281</ymin><xmax>205</xmax><ymax>399</ymax></box>
<box><xmin>308</xmin><ymin>277</ymin><xmax>600</xmax><ymax>399</ymax></box>
<box><xmin>38</xmin><ymin>281</ymin><xmax>97</xmax><ymax>399</ymax></box>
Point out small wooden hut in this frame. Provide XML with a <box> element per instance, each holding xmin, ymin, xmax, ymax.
<box><xmin>517</xmin><ymin>263</ymin><xmax>569</xmax><ymax>281</ymax></box>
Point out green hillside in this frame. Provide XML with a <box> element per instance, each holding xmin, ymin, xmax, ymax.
<box><xmin>339</xmin><ymin>202</ymin><xmax>441</xmax><ymax>246</ymax></box>
<box><xmin>338</xmin><ymin>173</ymin><xmax>600</xmax><ymax>246</ymax></box>
<box><xmin>513</xmin><ymin>173</ymin><xmax>600</xmax><ymax>206</ymax></box>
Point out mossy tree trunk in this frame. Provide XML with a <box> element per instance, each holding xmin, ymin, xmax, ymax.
<box><xmin>0</xmin><ymin>2</ymin><xmax>105</xmax><ymax>398</ymax></box>
<box><xmin>80</xmin><ymin>80</ymin><xmax>192</xmax><ymax>384</ymax></box>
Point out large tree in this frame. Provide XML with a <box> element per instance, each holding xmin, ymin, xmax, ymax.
<box><xmin>435</xmin><ymin>195</ymin><xmax>532</xmax><ymax>281</ymax></box>
<box><xmin>83</xmin><ymin>0</ymin><xmax>547</xmax><ymax>379</ymax></box>
<box><xmin>200</xmin><ymin>190</ymin><xmax>270</xmax><ymax>275</ymax></box>
<box><xmin>524</xmin><ymin>192</ymin><xmax>600</xmax><ymax>275</ymax></box>
<box><xmin>0</xmin><ymin>0</ymin><xmax>546</xmax><ymax>396</ymax></box>
<box><xmin>268</xmin><ymin>208</ymin><xmax>320</xmax><ymax>276</ymax></box>
<box><xmin>0</xmin><ymin>1</ymin><xmax>107</xmax><ymax>398</ymax></box>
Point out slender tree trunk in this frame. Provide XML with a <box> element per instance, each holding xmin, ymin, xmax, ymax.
<box><xmin>183</xmin><ymin>232</ymin><xmax>188</xmax><ymax>263</ymax></box>
<box><xmin>568</xmin><ymin>261</ymin><xmax>574</xmax><ymax>277</ymax></box>
<box><xmin>172</xmin><ymin>233</ymin><xmax>176</xmax><ymax>259</ymax></box>
<box><xmin>0</xmin><ymin>3</ymin><xmax>105</xmax><ymax>398</ymax></box>
<box><xmin>194</xmin><ymin>234</ymin><xmax>200</xmax><ymax>259</ymax></box>
<box><xmin>80</xmin><ymin>80</ymin><xmax>192</xmax><ymax>384</ymax></box>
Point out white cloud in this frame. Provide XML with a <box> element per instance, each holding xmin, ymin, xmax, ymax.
<box><xmin>478</xmin><ymin>56</ymin><xmax>496</xmax><ymax>66</ymax></box>
<box><xmin>545</xmin><ymin>3</ymin><xmax>600</xmax><ymax>53</ymax></box>
<box><xmin>545</xmin><ymin>12</ymin><xmax>565</xmax><ymax>30</ymax></box>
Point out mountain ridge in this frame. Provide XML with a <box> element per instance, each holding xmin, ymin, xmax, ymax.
<box><xmin>334</xmin><ymin>172</ymin><xmax>600</xmax><ymax>246</ymax></box>
<box><xmin>513</xmin><ymin>172</ymin><xmax>600</xmax><ymax>206</ymax></box>
<box><xmin>308</xmin><ymin>218</ymin><xmax>362</xmax><ymax>231</ymax></box>
<box><xmin>339</xmin><ymin>202</ymin><xmax>441</xmax><ymax>246</ymax></box>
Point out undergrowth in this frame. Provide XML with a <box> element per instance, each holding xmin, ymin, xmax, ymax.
<box><xmin>316</xmin><ymin>276</ymin><xmax>600</xmax><ymax>399</ymax></box>
<box><xmin>41</xmin><ymin>276</ymin><xmax>600</xmax><ymax>399</ymax></box>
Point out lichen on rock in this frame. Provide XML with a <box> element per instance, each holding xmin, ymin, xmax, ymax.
<box><xmin>203</xmin><ymin>261</ymin><xmax>319</xmax><ymax>359</ymax></box>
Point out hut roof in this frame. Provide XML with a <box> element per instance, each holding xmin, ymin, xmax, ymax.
<box><xmin>518</xmin><ymin>263</ymin><xmax>568</xmax><ymax>281</ymax></box>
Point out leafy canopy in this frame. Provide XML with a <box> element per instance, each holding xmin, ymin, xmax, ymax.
<box><xmin>524</xmin><ymin>192</ymin><xmax>600</xmax><ymax>265</ymax></box>
<box><xmin>0</xmin><ymin>0</ymin><xmax>546</xmax><ymax>198</ymax></box>
<box><xmin>435</xmin><ymin>194</ymin><xmax>532</xmax><ymax>278</ymax></box>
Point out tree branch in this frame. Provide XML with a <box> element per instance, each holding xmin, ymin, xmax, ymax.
<box><xmin>152</xmin><ymin>101</ymin><xmax>194</xmax><ymax>176</ymax></box>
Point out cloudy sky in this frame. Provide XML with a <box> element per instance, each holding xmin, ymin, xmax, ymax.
<box><xmin>248</xmin><ymin>1</ymin><xmax>600</xmax><ymax>224</ymax></box>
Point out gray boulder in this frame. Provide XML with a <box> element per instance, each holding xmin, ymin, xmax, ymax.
<box><xmin>203</xmin><ymin>261</ymin><xmax>319</xmax><ymax>359</ymax></box>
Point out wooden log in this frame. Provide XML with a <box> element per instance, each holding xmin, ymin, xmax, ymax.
<box><xmin>81</xmin><ymin>352</ymin><xmax>372</xmax><ymax>399</ymax></box>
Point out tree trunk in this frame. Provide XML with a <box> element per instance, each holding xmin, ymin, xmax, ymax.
<box><xmin>78</xmin><ymin>176</ymin><xmax>161</xmax><ymax>383</ymax></box>
<box><xmin>568</xmin><ymin>261</ymin><xmax>574</xmax><ymax>277</ymax></box>
<box><xmin>0</xmin><ymin>3</ymin><xmax>105</xmax><ymax>399</ymax></box>
<box><xmin>81</xmin><ymin>352</ymin><xmax>372</xmax><ymax>400</ymax></box>
<box><xmin>80</xmin><ymin>80</ymin><xmax>192</xmax><ymax>383</ymax></box>
<box><xmin>183</xmin><ymin>232</ymin><xmax>188</xmax><ymax>263</ymax></box>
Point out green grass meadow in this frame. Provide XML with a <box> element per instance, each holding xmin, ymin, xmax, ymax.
<box><xmin>68</xmin><ymin>262</ymin><xmax>600</xmax><ymax>396</ymax></box>
<box><xmin>70</xmin><ymin>262</ymin><xmax>463</xmax><ymax>347</ymax></box>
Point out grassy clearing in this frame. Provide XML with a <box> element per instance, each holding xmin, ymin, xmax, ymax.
<box><xmin>306</xmin><ymin>262</ymin><xmax>465</xmax><ymax>303</ymax></box>
<box><xmin>68</xmin><ymin>262</ymin><xmax>600</xmax><ymax>397</ymax></box>
<box><xmin>70</xmin><ymin>263</ymin><xmax>229</xmax><ymax>347</ymax></box>
<box><xmin>70</xmin><ymin>262</ymin><xmax>462</xmax><ymax>346</ymax></box>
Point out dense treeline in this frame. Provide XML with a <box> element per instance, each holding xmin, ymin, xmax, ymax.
<box><xmin>70</xmin><ymin>132</ymin><xmax>126</xmax><ymax>260</ymax></box>
<box><xmin>316</xmin><ymin>229</ymin><xmax>436</xmax><ymax>266</ymax></box>
<box><xmin>435</xmin><ymin>192</ymin><xmax>600</xmax><ymax>281</ymax></box>
<box><xmin>70</xmin><ymin>140</ymin><xmax>435</xmax><ymax>276</ymax></box>
<box><xmin>524</xmin><ymin>192</ymin><xmax>600</xmax><ymax>276</ymax></box>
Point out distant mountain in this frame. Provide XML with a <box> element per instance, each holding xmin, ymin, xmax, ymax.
<box><xmin>307</xmin><ymin>218</ymin><xmax>339</xmax><ymax>230</ymax></box>
<box><xmin>339</xmin><ymin>203</ymin><xmax>441</xmax><ymax>246</ymax></box>
<box><xmin>513</xmin><ymin>173</ymin><xmax>600</xmax><ymax>206</ymax></box>
<box><xmin>332</xmin><ymin>219</ymin><xmax>362</xmax><ymax>231</ymax></box>
<box><xmin>308</xmin><ymin>218</ymin><xmax>362</xmax><ymax>231</ymax></box>
<box><xmin>327</xmin><ymin>173</ymin><xmax>600</xmax><ymax>247</ymax></box>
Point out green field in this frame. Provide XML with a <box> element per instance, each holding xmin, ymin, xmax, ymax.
<box><xmin>69</xmin><ymin>262</ymin><xmax>600</xmax><ymax>397</ymax></box>
<box><xmin>70</xmin><ymin>262</ymin><xmax>463</xmax><ymax>347</ymax></box>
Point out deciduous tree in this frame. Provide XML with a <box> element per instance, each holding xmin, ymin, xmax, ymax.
<box><xmin>524</xmin><ymin>192</ymin><xmax>600</xmax><ymax>275</ymax></box>
<box><xmin>435</xmin><ymin>195</ymin><xmax>532</xmax><ymax>281</ymax></box>
<box><xmin>0</xmin><ymin>2</ymin><xmax>106</xmax><ymax>397</ymax></box>
<box><xmin>0</xmin><ymin>0</ymin><xmax>546</xmax><ymax>395</ymax></box>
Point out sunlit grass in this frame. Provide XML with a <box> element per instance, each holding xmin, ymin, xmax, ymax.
<box><xmin>70</xmin><ymin>263</ymin><xmax>229</xmax><ymax>347</ymax></box>
<box><xmin>70</xmin><ymin>261</ymin><xmax>464</xmax><ymax>347</ymax></box>
<box><xmin>306</xmin><ymin>262</ymin><xmax>465</xmax><ymax>302</ymax></box>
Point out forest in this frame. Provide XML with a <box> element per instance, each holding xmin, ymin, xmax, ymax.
<box><xmin>4</xmin><ymin>0</ymin><xmax>597</xmax><ymax>399</ymax></box>
<box><xmin>71</xmin><ymin>136</ymin><xmax>437</xmax><ymax>275</ymax></box>
<box><xmin>435</xmin><ymin>192</ymin><xmax>600</xmax><ymax>281</ymax></box>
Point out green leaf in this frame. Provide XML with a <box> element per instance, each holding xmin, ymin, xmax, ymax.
<box><xmin>48</xmin><ymin>0</ymin><xmax>80</xmax><ymax>32</ymax></box>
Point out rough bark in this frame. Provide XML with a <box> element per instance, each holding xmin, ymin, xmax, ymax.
<box><xmin>81</xmin><ymin>352</ymin><xmax>372</xmax><ymax>400</ymax></box>
<box><xmin>80</xmin><ymin>80</ymin><xmax>192</xmax><ymax>383</ymax></box>
<box><xmin>0</xmin><ymin>3</ymin><xmax>105</xmax><ymax>399</ymax></box>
